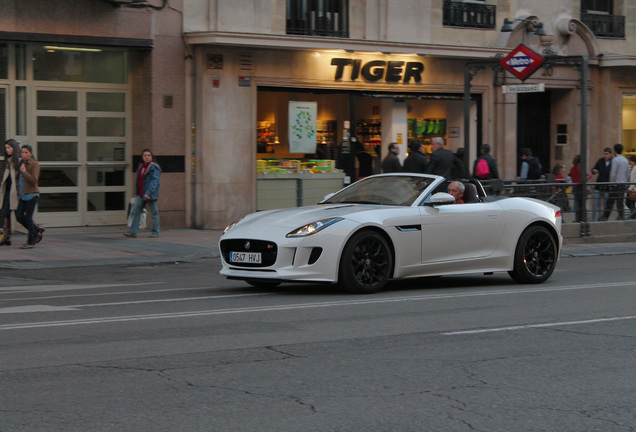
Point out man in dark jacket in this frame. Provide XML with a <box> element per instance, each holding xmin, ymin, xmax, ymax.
<box><xmin>426</xmin><ymin>137</ymin><xmax>460</xmax><ymax>179</ymax></box>
<box><xmin>591</xmin><ymin>147</ymin><xmax>613</xmax><ymax>221</ymax></box>
<box><xmin>381</xmin><ymin>142</ymin><xmax>402</xmax><ymax>173</ymax></box>
<box><xmin>402</xmin><ymin>140</ymin><xmax>428</xmax><ymax>173</ymax></box>
<box><xmin>518</xmin><ymin>148</ymin><xmax>542</xmax><ymax>180</ymax></box>
<box><xmin>472</xmin><ymin>143</ymin><xmax>499</xmax><ymax>180</ymax></box>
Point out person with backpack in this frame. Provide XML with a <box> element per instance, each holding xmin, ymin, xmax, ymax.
<box><xmin>472</xmin><ymin>143</ymin><xmax>499</xmax><ymax>180</ymax></box>
<box><xmin>518</xmin><ymin>147</ymin><xmax>542</xmax><ymax>180</ymax></box>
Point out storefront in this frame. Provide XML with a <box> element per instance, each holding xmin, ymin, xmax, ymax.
<box><xmin>0</xmin><ymin>43</ymin><xmax>133</xmax><ymax>227</ymax></box>
<box><xmin>190</xmin><ymin>48</ymin><xmax>482</xmax><ymax>228</ymax></box>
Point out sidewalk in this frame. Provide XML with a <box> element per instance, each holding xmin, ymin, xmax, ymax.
<box><xmin>0</xmin><ymin>225</ymin><xmax>635</xmax><ymax>270</ymax></box>
<box><xmin>0</xmin><ymin>226</ymin><xmax>223</xmax><ymax>269</ymax></box>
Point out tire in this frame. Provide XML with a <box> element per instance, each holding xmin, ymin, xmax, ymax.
<box><xmin>338</xmin><ymin>230</ymin><xmax>393</xmax><ymax>294</ymax></box>
<box><xmin>246</xmin><ymin>280</ymin><xmax>281</xmax><ymax>289</ymax></box>
<box><xmin>509</xmin><ymin>225</ymin><xmax>558</xmax><ymax>284</ymax></box>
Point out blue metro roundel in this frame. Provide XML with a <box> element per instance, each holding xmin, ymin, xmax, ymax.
<box><xmin>500</xmin><ymin>43</ymin><xmax>544</xmax><ymax>81</ymax></box>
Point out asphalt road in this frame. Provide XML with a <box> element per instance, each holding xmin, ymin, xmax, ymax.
<box><xmin>1</xmin><ymin>254</ymin><xmax>635</xmax><ymax>432</ymax></box>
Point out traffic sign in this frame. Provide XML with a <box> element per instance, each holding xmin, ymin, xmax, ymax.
<box><xmin>500</xmin><ymin>44</ymin><xmax>544</xmax><ymax>81</ymax></box>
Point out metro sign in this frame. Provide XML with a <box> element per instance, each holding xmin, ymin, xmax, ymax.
<box><xmin>500</xmin><ymin>43</ymin><xmax>544</xmax><ymax>82</ymax></box>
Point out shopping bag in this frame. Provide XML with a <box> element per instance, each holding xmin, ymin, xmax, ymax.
<box><xmin>127</xmin><ymin>198</ymin><xmax>147</xmax><ymax>229</ymax></box>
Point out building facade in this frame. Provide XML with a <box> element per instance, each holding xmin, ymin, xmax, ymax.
<box><xmin>0</xmin><ymin>0</ymin><xmax>186</xmax><ymax>228</ymax></box>
<box><xmin>184</xmin><ymin>0</ymin><xmax>636</xmax><ymax>230</ymax></box>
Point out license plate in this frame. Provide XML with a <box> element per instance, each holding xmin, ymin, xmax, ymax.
<box><xmin>230</xmin><ymin>251</ymin><xmax>262</xmax><ymax>263</ymax></box>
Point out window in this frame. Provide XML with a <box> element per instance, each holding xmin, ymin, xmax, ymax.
<box><xmin>581</xmin><ymin>0</ymin><xmax>624</xmax><ymax>38</ymax></box>
<box><xmin>287</xmin><ymin>0</ymin><xmax>349</xmax><ymax>38</ymax></box>
<box><xmin>443</xmin><ymin>0</ymin><xmax>496</xmax><ymax>29</ymax></box>
<box><xmin>581</xmin><ymin>0</ymin><xmax>613</xmax><ymax>13</ymax></box>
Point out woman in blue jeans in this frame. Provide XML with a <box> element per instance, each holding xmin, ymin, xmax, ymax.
<box><xmin>15</xmin><ymin>145</ymin><xmax>41</xmax><ymax>249</ymax></box>
<box><xmin>124</xmin><ymin>148</ymin><xmax>161</xmax><ymax>238</ymax></box>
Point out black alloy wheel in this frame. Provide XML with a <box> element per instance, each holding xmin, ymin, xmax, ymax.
<box><xmin>509</xmin><ymin>225</ymin><xmax>557</xmax><ymax>284</ymax></box>
<box><xmin>338</xmin><ymin>230</ymin><xmax>393</xmax><ymax>294</ymax></box>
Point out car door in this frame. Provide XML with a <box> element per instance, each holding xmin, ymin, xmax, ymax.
<box><xmin>419</xmin><ymin>200</ymin><xmax>505</xmax><ymax>264</ymax></box>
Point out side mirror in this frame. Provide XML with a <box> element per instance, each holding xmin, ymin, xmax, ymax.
<box><xmin>321</xmin><ymin>192</ymin><xmax>336</xmax><ymax>203</ymax></box>
<box><xmin>428</xmin><ymin>192</ymin><xmax>456</xmax><ymax>205</ymax></box>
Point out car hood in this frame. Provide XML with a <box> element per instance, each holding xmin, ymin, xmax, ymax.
<box><xmin>239</xmin><ymin>204</ymin><xmax>384</xmax><ymax>229</ymax></box>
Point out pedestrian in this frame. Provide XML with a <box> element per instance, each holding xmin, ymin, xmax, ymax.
<box><xmin>381</xmin><ymin>142</ymin><xmax>401</xmax><ymax>173</ymax></box>
<box><xmin>568</xmin><ymin>154</ymin><xmax>588</xmax><ymax>222</ymax></box>
<box><xmin>0</xmin><ymin>139</ymin><xmax>21</xmax><ymax>246</ymax></box>
<box><xmin>124</xmin><ymin>148</ymin><xmax>161</xmax><ymax>238</ymax></box>
<box><xmin>355</xmin><ymin>140</ymin><xmax>375</xmax><ymax>178</ymax></box>
<box><xmin>627</xmin><ymin>155</ymin><xmax>636</xmax><ymax>219</ymax></box>
<box><xmin>472</xmin><ymin>143</ymin><xmax>499</xmax><ymax>180</ymax></box>
<box><xmin>14</xmin><ymin>144</ymin><xmax>42</xmax><ymax>249</ymax></box>
<box><xmin>426</xmin><ymin>136</ymin><xmax>460</xmax><ymax>179</ymax></box>
<box><xmin>453</xmin><ymin>148</ymin><xmax>469</xmax><ymax>179</ymax></box>
<box><xmin>517</xmin><ymin>148</ymin><xmax>542</xmax><ymax>180</ymax></box>
<box><xmin>603</xmin><ymin>143</ymin><xmax>630</xmax><ymax>220</ymax></box>
<box><xmin>591</xmin><ymin>147</ymin><xmax>612</xmax><ymax>221</ymax></box>
<box><xmin>402</xmin><ymin>140</ymin><xmax>428</xmax><ymax>174</ymax></box>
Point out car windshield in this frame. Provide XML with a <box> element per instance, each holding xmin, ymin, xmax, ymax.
<box><xmin>322</xmin><ymin>175</ymin><xmax>436</xmax><ymax>206</ymax></box>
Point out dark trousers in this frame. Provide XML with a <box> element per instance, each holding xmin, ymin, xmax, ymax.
<box><xmin>1</xmin><ymin>191</ymin><xmax>10</xmax><ymax>218</ymax></box>
<box><xmin>604</xmin><ymin>185</ymin><xmax>626</xmax><ymax>220</ymax></box>
<box><xmin>15</xmin><ymin>196</ymin><xmax>39</xmax><ymax>245</ymax></box>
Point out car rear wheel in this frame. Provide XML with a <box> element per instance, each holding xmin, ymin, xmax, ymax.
<box><xmin>509</xmin><ymin>225</ymin><xmax>557</xmax><ymax>284</ymax></box>
<box><xmin>338</xmin><ymin>230</ymin><xmax>393</xmax><ymax>294</ymax></box>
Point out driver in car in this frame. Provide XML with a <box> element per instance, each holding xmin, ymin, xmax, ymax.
<box><xmin>447</xmin><ymin>181</ymin><xmax>465</xmax><ymax>204</ymax></box>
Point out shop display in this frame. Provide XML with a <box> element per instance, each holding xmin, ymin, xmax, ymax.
<box><xmin>408</xmin><ymin>118</ymin><xmax>446</xmax><ymax>141</ymax></box>
<box><xmin>257</xmin><ymin>121</ymin><xmax>277</xmax><ymax>153</ymax></box>
<box><xmin>356</xmin><ymin>119</ymin><xmax>382</xmax><ymax>148</ymax></box>
<box><xmin>257</xmin><ymin>159</ymin><xmax>340</xmax><ymax>174</ymax></box>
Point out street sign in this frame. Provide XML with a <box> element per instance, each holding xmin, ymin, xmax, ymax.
<box><xmin>499</xmin><ymin>43</ymin><xmax>544</xmax><ymax>81</ymax></box>
<box><xmin>502</xmin><ymin>83</ymin><xmax>545</xmax><ymax>94</ymax></box>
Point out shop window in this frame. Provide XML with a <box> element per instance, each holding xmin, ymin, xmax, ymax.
<box><xmin>32</xmin><ymin>46</ymin><xmax>128</xmax><ymax>84</ymax></box>
<box><xmin>87</xmin><ymin>117</ymin><xmax>125</xmax><ymax>137</ymax></box>
<box><xmin>623</xmin><ymin>94</ymin><xmax>636</xmax><ymax>154</ymax></box>
<box><xmin>37</xmin><ymin>91</ymin><xmax>78</xmax><ymax>111</ymax></box>
<box><xmin>287</xmin><ymin>0</ymin><xmax>349</xmax><ymax>38</ymax></box>
<box><xmin>87</xmin><ymin>167</ymin><xmax>125</xmax><ymax>186</ymax></box>
<box><xmin>443</xmin><ymin>0</ymin><xmax>496</xmax><ymax>29</ymax></box>
<box><xmin>39</xmin><ymin>167</ymin><xmax>78</xmax><ymax>187</ymax></box>
<box><xmin>0</xmin><ymin>44</ymin><xmax>7</xmax><ymax>79</ymax></box>
<box><xmin>37</xmin><ymin>141</ymin><xmax>78</xmax><ymax>161</ymax></box>
<box><xmin>38</xmin><ymin>193</ymin><xmax>78</xmax><ymax>212</ymax></box>
<box><xmin>87</xmin><ymin>92</ymin><xmax>126</xmax><ymax>112</ymax></box>
<box><xmin>87</xmin><ymin>142</ymin><xmax>126</xmax><ymax>161</ymax></box>
<box><xmin>87</xmin><ymin>191</ymin><xmax>126</xmax><ymax>211</ymax></box>
<box><xmin>37</xmin><ymin>116</ymin><xmax>78</xmax><ymax>136</ymax></box>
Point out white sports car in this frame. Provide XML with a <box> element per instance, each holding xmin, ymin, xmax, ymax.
<box><xmin>219</xmin><ymin>174</ymin><xmax>562</xmax><ymax>294</ymax></box>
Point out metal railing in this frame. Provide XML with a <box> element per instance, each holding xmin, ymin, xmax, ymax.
<box><xmin>581</xmin><ymin>12</ymin><xmax>625</xmax><ymax>38</ymax></box>
<box><xmin>480</xmin><ymin>179</ymin><xmax>636</xmax><ymax>222</ymax></box>
<box><xmin>442</xmin><ymin>0</ymin><xmax>496</xmax><ymax>29</ymax></box>
<box><xmin>286</xmin><ymin>0</ymin><xmax>349</xmax><ymax>38</ymax></box>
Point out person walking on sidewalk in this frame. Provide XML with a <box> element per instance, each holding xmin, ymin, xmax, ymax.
<box><xmin>1</xmin><ymin>139</ymin><xmax>21</xmax><ymax>246</ymax></box>
<box><xmin>15</xmin><ymin>144</ymin><xmax>43</xmax><ymax>249</ymax></box>
<box><xmin>124</xmin><ymin>148</ymin><xmax>161</xmax><ymax>238</ymax></box>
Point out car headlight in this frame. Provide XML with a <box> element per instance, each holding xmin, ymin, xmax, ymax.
<box><xmin>223</xmin><ymin>217</ymin><xmax>244</xmax><ymax>235</ymax></box>
<box><xmin>286</xmin><ymin>217</ymin><xmax>344</xmax><ymax>238</ymax></box>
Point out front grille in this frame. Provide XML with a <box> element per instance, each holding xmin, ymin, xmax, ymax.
<box><xmin>220</xmin><ymin>239</ymin><xmax>278</xmax><ymax>267</ymax></box>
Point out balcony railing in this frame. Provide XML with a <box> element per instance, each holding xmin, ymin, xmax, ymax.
<box><xmin>287</xmin><ymin>0</ymin><xmax>349</xmax><ymax>38</ymax></box>
<box><xmin>443</xmin><ymin>0</ymin><xmax>496</xmax><ymax>29</ymax></box>
<box><xmin>581</xmin><ymin>12</ymin><xmax>625</xmax><ymax>38</ymax></box>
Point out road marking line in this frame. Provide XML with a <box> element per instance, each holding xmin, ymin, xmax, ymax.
<box><xmin>1</xmin><ymin>281</ymin><xmax>635</xmax><ymax>330</ymax></box>
<box><xmin>442</xmin><ymin>315</ymin><xmax>636</xmax><ymax>336</ymax></box>
<box><xmin>0</xmin><ymin>282</ymin><xmax>162</xmax><ymax>294</ymax></box>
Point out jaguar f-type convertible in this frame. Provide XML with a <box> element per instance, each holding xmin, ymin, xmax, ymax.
<box><xmin>219</xmin><ymin>174</ymin><xmax>562</xmax><ymax>294</ymax></box>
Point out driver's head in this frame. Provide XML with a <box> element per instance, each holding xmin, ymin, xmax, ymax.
<box><xmin>448</xmin><ymin>181</ymin><xmax>464</xmax><ymax>203</ymax></box>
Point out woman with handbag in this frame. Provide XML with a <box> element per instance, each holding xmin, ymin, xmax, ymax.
<box><xmin>124</xmin><ymin>148</ymin><xmax>161</xmax><ymax>238</ymax></box>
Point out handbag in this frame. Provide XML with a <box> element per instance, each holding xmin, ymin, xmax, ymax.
<box><xmin>629</xmin><ymin>191</ymin><xmax>636</xmax><ymax>202</ymax></box>
<box><xmin>127</xmin><ymin>197</ymin><xmax>147</xmax><ymax>229</ymax></box>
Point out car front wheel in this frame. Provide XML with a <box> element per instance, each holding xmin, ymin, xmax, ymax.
<box><xmin>338</xmin><ymin>230</ymin><xmax>393</xmax><ymax>294</ymax></box>
<box><xmin>509</xmin><ymin>225</ymin><xmax>557</xmax><ymax>284</ymax></box>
